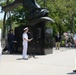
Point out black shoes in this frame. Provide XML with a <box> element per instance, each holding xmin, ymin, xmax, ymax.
<box><xmin>73</xmin><ymin>70</ymin><xmax>76</xmax><ymax>72</ymax></box>
<box><xmin>22</xmin><ymin>58</ymin><xmax>28</xmax><ymax>60</ymax></box>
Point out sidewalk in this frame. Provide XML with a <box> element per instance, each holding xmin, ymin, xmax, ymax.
<box><xmin>0</xmin><ymin>47</ymin><xmax>76</xmax><ymax>75</ymax></box>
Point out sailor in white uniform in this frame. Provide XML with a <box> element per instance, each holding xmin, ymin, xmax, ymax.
<box><xmin>0</xmin><ymin>28</ymin><xmax>2</xmax><ymax>60</ymax></box>
<box><xmin>22</xmin><ymin>27</ymin><xmax>33</xmax><ymax>60</ymax></box>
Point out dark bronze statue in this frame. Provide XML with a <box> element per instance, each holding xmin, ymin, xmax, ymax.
<box><xmin>2</xmin><ymin>0</ymin><xmax>54</xmax><ymax>24</ymax></box>
<box><xmin>22</xmin><ymin>0</ymin><xmax>49</xmax><ymax>20</ymax></box>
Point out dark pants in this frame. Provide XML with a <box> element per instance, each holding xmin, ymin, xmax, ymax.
<box><xmin>8</xmin><ymin>42</ymin><xmax>14</xmax><ymax>54</ymax></box>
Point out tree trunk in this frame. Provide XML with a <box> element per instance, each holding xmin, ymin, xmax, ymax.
<box><xmin>71</xmin><ymin>14</ymin><xmax>74</xmax><ymax>34</ymax></box>
<box><xmin>2</xmin><ymin>12</ymin><xmax>7</xmax><ymax>38</ymax></box>
<box><xmin>2</xmin><ymin>0</ymin><xmax>10</xmax><ymax>38</ymax></box>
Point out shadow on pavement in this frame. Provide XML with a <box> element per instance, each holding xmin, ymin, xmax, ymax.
<box><xmin>67</xmin><ymin>72</ymin><xmax>76</xmax><ymax>75</ymax></box>
<box><xmin>28</xmin><ymin>55</ymin><xmax>38</xmax><ymax>59</ymax></box>
<box><xmin>16</xmin><ymin>58</ymin><xmax>23</xmax><ymax>60</ymax></box>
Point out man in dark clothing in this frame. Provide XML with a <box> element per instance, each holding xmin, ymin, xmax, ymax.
<box><xmin>7</xmin><ymin>29</ymin><xmax>15</xmax><ymax>54</ymax></box>
<box><xmin>55</xmin><ymin>32</ymin><xmax>61</xmax><ymax>50</ymax></box>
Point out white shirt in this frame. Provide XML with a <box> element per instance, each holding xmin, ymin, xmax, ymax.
<box><xmin>22</xmin><ymin>32</ymin><xmax>28</xmax><ymax>43</ymax></box>
<box><xmin>74</xmin><ymin>34</ymin><xmax>76</xmax><ymax>40</ymax></box>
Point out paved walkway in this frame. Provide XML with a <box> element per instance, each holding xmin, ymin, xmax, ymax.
<box><xmin>0</xmin><ymin>47</ymin><xmax>76</xmax><ymax>75</ymax></box>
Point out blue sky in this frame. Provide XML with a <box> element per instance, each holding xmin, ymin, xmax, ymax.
<box><xmin>0</xmin><ymin>7</ymin><xmax>4</xmax><ymax>20</ymax></box>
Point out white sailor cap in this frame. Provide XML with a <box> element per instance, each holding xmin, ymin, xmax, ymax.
<box><xmin>23</xmin><ymin>27</ymin><xmax>29</xmax><ymax>31</ymax></box>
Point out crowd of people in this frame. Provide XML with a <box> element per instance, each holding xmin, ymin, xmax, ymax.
<box><xmin>55</xmin><ymin>31</ymin><xmax>76</xmax><ymax>50</ymax></box>
<box><xmin>63</xmin><ymin>32</ymin><xmax>76</xmax><ymax>48</ymax></box>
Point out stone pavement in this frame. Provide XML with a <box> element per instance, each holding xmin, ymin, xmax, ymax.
<box><xmin>0</xmin><ymin>47</ymin><xmax>76</xmax><ymax>75</ymax></box>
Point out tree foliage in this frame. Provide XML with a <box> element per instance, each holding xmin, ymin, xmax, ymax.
<box><xmin>46</xmin><ymin>0</ymin><xmax>76</xmax><ymax>35</ymax></box>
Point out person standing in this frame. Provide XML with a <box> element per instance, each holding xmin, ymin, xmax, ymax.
<box><xmin>55</xmin><ymin>32</ymin><xmax>61</xmax><ymax>50</ymax></box>
<box><xmin>74</xmin><ymin>34</ymin><xmax>76</xmax><ymax>42</ymax></box>
<box><xmin>7</xmin><ymin>29</ymin><xmax>15</xmax><ymax>54</ymax></box>
<box><xmin>22</xmin><ymin>27</ymin><xmax>33</xmax><ymax>60</ymax></box>
<box><xmin>0</xmin><ymin>28</ymin><xmax>2</xmax><ymax>61</ymax></box>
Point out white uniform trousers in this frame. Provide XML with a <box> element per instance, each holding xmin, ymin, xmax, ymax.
<box><xmin>22</xmin><ymin>42</ymin><xmax>28</xmax><ymax>58</ymax></box>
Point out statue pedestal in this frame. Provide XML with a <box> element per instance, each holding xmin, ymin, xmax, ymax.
<box><xmin>14</xmin><ymin>21</ymin><xmax>53</xmax><ymax>55</ymax></box>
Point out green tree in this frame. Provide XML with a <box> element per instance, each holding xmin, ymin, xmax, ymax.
<box><xmin>47</xmin><ymin>0</ymin><xmax>76</xmax><ymax>34</ymax></box>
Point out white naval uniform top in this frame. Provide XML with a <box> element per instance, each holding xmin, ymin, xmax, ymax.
<box><xmin>22</xmin><ymin>32</ymin><xmax>28</xmax><ymax>44</ymax></box>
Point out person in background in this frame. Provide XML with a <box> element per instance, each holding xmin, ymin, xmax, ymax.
<box><xmin>0</xmin><ymin>28</ymin><xmax>2</xmax><ymax>61</ymax></box>
<box><xmin>55</xmin><ymin>32</ymin><xmax>61</xmax><ymax>50</ymax></box>
<box><xmin>74</xmin><ymin>34</ymin><xmax>76</xmax><ymax>43</ymax></box>
<box><xmin>73</xmin><ymin>34</ymin><xmax>76</xmax><ymax>47</ymax></box>
<box><xmin>7</xmin><ymin>29</ymin><xmax>15</xmax><ymax>54</ymax></box>
<box><xmin>22</xmin><ymin>27</ymin><xmax>33</xmax><ymax>60</ymax></box>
